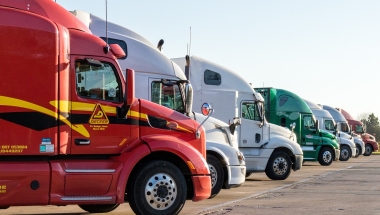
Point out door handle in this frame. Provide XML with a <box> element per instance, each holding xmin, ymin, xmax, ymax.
<box><xmin>75</xmin><ymin>139</ymin><xmax>90</xmax><ymax>145</ymax></box>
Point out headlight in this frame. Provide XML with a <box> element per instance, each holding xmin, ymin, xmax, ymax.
<box><xmin>236</xmin><ymin>151</ymin><xmax>245</xmax><ymax>164</ymax></box>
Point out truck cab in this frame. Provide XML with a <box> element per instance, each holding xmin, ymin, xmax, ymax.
<box><xmin>255</xmin><ymin>88</ymin><xmax>340</xmax><ymax>166</ymax></box>
<box><xmin>339</xmin><ymin>108</ymin><xmax>379</xmax><ymax>156</ymax></box>
<box><xmin>0</xmin><ymin>1</ymin><xmax>210</xmax><ymax>215</ymax></box>
<box><xmin>72</xmin><ymin>10</ymin><xmax>246</xmax><ymax>198</ymax></box>
<box><xmin>172</xmin><ymin>56</ymin><xmax>303</xmax><ymax>180</ymax></box>
<box><xmin>322</xmin><ymin>105</ymin><xmax>364</xmax><ymax>157</ymax></box>
<box><xmin>303</xmin><ymin>100</ymin><xmax>356</xmax><ymax>161</ymax></box>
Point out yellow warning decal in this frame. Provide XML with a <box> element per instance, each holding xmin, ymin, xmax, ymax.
<box><xmin>89</xmin><ymin>104</ymin><xmax>109</xmax><ymax>125</ymax></box>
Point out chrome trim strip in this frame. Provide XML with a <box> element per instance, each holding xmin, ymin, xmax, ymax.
<box><xmin>61</xmin><ymin>196</ymin><xmax>113</xmax><ymax>201</ymax></box>
<box><xmin>65</xmin><ymin>169</ymin><xmax>115</xmax><ymax>173</ymax></box>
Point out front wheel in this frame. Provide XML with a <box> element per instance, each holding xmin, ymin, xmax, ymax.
<box><xmin>78</xmin><ymin>204</ymin><xmax>120</xmax><ymax>213</ymax></box>
<box><xmin>318</xmin><ymin>147</ymin><xmax>333</xmax><ymax>166</ymax></box>
<box><xmin>364</xmin><ymin>144</ymin><xmax>373</xmax><ymax>156</ymax></box>
<box><xmin>354</xmin><ymin>144</ymin><xmax>361</xmax><ymax>158</ymax></box>
<box><xmin>339</xmin><ymin>145</ymin><xmax>351</xmax><ymax>161</ymax></box>
<box><xmin>128</xmin><ymin>160</ymin><xmax>187</xmax><ymax>215</ymax></box>
<box><xmin>207</xmin><ymin>154</ymin><xmax>224</xmax><ymax>199</ymax></box>
<box><xmin>265</xmin><ymin>151</ymin><xmax>291</xmax><ymax>180</ymax></box>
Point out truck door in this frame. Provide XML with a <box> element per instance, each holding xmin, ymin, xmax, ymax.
<box><xmin>239</xmin><ymin>101</ymin><xmax>265</xmax><ymax>147</ymax></box>
<box><xmin>301</xmin><ymin>114</ymin><xmax>320</xmax><ymax>159</ymax></box>
<box><xmin>69</xmin><ymin>57</ymin><xmax>131</xmax><ymax>154</ymax></box>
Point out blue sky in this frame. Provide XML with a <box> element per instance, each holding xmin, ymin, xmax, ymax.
<box><xmin>58</xmin><ymin>0</ymin><xmax>380</xmax><ymax>120</ymax></box>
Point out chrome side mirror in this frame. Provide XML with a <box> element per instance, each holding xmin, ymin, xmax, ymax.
<box><xmin>201</xmin><ymin>103</ymin><xmax>212</xmax><ymax>116</ymax></box>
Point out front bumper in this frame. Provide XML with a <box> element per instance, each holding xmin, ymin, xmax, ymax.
<box><xmin>334</xmin><ymin>149</ymin><xmax>340</xmax><ymax>161</ymax></box>
<box><xmin>225</xmin><ymin>165</ymin><xmax>246</xmax><ymax>189</ymax></box>
<box><xmin>293</xmin><ymin>154</ymin><xmax>303</xmax><ymax>171</ymax></box>
<box><xmin>350</xmin><ymin>147</ymin><xmax>357</xmax><ymax>157</ymax></box>
<box><xmin>191</xmin><ymin>175</ymin><xmax>211</xmax><ymax>202</ymax></box>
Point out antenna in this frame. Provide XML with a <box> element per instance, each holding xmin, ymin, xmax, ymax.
<box><xmin>189</xmin><ymin>27</ymin><xmax>191</xmax><ymax>57</ymax></box>
<box><xmin>103</xmin><ymin>0</ymin><xmax>110</xmax><ymax>53</ymax></box>
<box><xmin>105</xmin><ymin>0</ymin><xmax>108</xmax><ymax>44</ymax></box>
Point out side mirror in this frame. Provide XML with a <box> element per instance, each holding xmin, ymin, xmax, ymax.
<box><xmin>314</xmin><ymin>120</ymin><xmax>319</xmax><ymax>134</ymax></box>
<box><xmin>201</xmin><ymin>103</ymin><xmax>212</xmax><ymax>116</ymax></box>
<box><xmin>117</xmin><ymin>68</ymin><xmax>134</xmax><ymax>119</ymax></box>
<box><xmin>185</xmin><ymin>83</ymin><xmax>193</xmax><ymax>116</ymax></box>
<box><xmin>196</xmin><ymin>103</ymin><xmax>214</xmax><ymax>138</ymax></box>
<box><xmin>289</xmin><ymin>122</ymin><xmax>296</xmax><ymax>131</ymax></box>
<box><xmin>229</xmin><ymin>117</ymin><xmax>241</xmax><ymax>134</ymax></box>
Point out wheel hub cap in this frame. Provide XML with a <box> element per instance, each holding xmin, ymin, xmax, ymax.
<box><xmin>208</xmin><ymin>164</ymin><xmax>217</xmax><ymax>188</ymax></box>
<box><xmin>145</xmin><ymin>173</ymin><xmax>177</xmax><ymax>210</ymax></box>
<box><xmin>323</xmin><ymin>151</ymin><xmax>332</xmax><ymax>163</ymax></box>
<box><xmin>341</xmin><ymin>149</ymin><xmax>349</xmax><ymax>159</ymax></box>
<box><xmin>273</xmin><ymin>157</ymin><xmax>288</xmax><ymax>175</ymax></box>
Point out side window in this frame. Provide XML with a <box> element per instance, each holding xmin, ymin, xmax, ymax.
<box><xmin>356</xmin><ymin>124</ymin><xmax>363</xmax><ymax>133</ymax></box>
<box><xmin>100</xmin><ymin>37</ymin><xmax>127</xmax><ymax>59</ymax></box>
<box><xmin>241</xmin><ymin>102</ymin><xmax>260</xmax><ymax>121</ymax></box>
<box><xmin>325</xmin><ymin>120</ymin><xmax>335</xmax><ymax>131</ymax></box>
<box><xmin>279</xmin><ymin>95</ymin><xmax>288</xmax><ymax>106</ymax></box>
<box><xmin>204</xmin><ymin>69</ymin><xmax>221</xmax><ymax>85</ymax></box>
<box><xmin>303</xmin><ymin>116</ymin><xmax>316</xmax><ymax>129</ymax></box>
<box><xmin>151</xmin><ymin>81</ymin><xmax>184</xmax><ymax>112</ymax></box>
<box><xmin>341</xmin><ymin>123</ymin><xmax>349</xmax><ymax>132</ymax></box>
<box><xmin>76</xmin><ymin>60</ymin><xmax>121</xmax><ymax>102</ymax></box>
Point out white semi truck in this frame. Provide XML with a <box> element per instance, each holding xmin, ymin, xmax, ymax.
<box><xmin>73</xmin><ymin>11</ymin><xmax>246</xmax><ymax>198</ymax></box>
<box><xmin>171</xmin><ymin>56</ymin><xmax>303</xmax><ymax>180</ymax></box>
<box><xmin>303</xmin><ymin>99</ymin><xmax>356</xmax><ymax>161</ymax></box>
<box><xmin>322</xmin><ymin>105</ymin><xmax>365</xmax><ymax>157</ymax></box>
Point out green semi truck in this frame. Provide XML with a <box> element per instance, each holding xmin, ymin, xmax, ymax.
<box><xmin>255</xmin><ymin>87</ymin><xmax>340</xmax><ymax>166</ymax></box>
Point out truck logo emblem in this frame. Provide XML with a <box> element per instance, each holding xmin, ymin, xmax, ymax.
<box><xmin>89</xmin><ymin>104</ymin><xmax>109</xmax><ymax>125</ymax></box>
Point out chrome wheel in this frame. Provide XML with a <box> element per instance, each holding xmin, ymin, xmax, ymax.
<box><xmin>364</xmin><ymin>144</ymin><xmax>372</xmax><ymax>156</ymax></box>
<box><xmin>322</xmin><ymin>150</ymin><xmax>332</xmax><ymax>164</ymax></box>
<box><xmin>208</xmin><ymin>163</ymin><xmax>217</xmax><ymax>188</ymax></box>
<box><xmin>273</xmin><ymin>156</ymin><xmax>289</xmax><ymax>175</ymax></box>
<box><xmin>145</xmin><ymin>173</ymin><xmax>177</xmax><ymax>210</ymax></box>
<box><xmin>340</xmin><ymin>147</ymin><xmax>350</xmax><ymax>161</ymax></box>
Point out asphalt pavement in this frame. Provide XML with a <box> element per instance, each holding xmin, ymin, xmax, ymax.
<box><xmin>2</xmin><ymin>155</ymin><xmax>380</xmax><ymax>215</ymax></box>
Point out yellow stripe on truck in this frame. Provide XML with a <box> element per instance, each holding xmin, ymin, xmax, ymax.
<box><xmin>0</xmin><ymin>96</ymin><xmax>90</xmax><ymax>137</ymax></box>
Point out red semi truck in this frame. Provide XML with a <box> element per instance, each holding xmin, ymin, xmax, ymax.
<box><xmin>0</xmin><ymin>1</ymin><xmax>211</xmax><ymax>214</ymax></box>
<box><xmin>339</xmin><ymin>108</ymin><xmax>379</xmax><ymax>156</ymax></box>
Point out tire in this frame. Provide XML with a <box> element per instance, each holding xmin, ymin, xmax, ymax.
<box><xmin>318</xmin><ymin>147</ymin><xmax>333</xmax><ymax>166</ymax></box>
<box><xmin>354</xmin><ymin>144</ymin><xmax>361</xmax><ymax>158</ymax></box>
<box><xmin>127</xmin><ymin>160</ymin><xmax>187</xmax><ymax>215</ymax></box>
<box><xmin>78</xmin><ymin>204</ymin><xmax>120</xmax><ymax>213</ymax></box>
<box><xmin>339</xmin><ymin>145</ymin><xmax>351</xmax><ymax>161</ymax></box>
<box><xmin>364</xmin><ymin>144</ymin><xmax>373</xmax><ymax>156</ymax></box>
<box><xmin>207</xmin><ymin>154</ymin><xmax>224</xmax><ymax>199</ymax></box>
<box><xmin>245</xmin><ymin>172</ymin><xmax>252</xmax><ymax>178</ymax></box>
<box><xmin>265</xmin><ymin>151</ymin><xmax>291</xmax><ymax>180</ymax></box>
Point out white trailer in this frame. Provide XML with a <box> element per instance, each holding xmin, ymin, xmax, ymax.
<box><xmin>303</xmin><ymin>99</ymin><xmax>356</xmax><ymax>161</ymax></box>
<box><xmin>322</xmin><ymin>105</ymin><xmax>365</xmax><ymax>157</ymax></box>
<box><xmin>171</xmin><ymin>56</ymin><xmax>303</xmax><ymax>180</ymax></box>
<box><xmin>72</xmin><ymin>11</ymin><xmax>246</xmax><ymax>198</ymax></box>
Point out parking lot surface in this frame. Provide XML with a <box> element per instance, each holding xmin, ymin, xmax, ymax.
<box><xmin>3</xmin><ymin>155</ymin><xmax>380</xmax><ymax>215</ymax></box>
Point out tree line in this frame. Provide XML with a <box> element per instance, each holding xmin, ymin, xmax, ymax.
<box><xmin>358</xmin><ymin>113</ymin><xmax>380</xmax><ymax>140</ymax></box>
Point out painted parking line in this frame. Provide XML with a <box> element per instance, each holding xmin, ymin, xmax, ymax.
<box><xmin>193</xmin><ymin>162</ymin><xmax>364</xmax><ymax>215</ymax></box>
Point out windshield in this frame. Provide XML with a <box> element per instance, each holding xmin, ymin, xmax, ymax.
<box><xmin>151</xmin><ymin>81</ymin><xmax>185</xmax><ymax>113</ymax></box>
<box><xmin>325</xmin><ymin>120</ymin><xmax>335</xmax><ymax>131</ymax></box>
